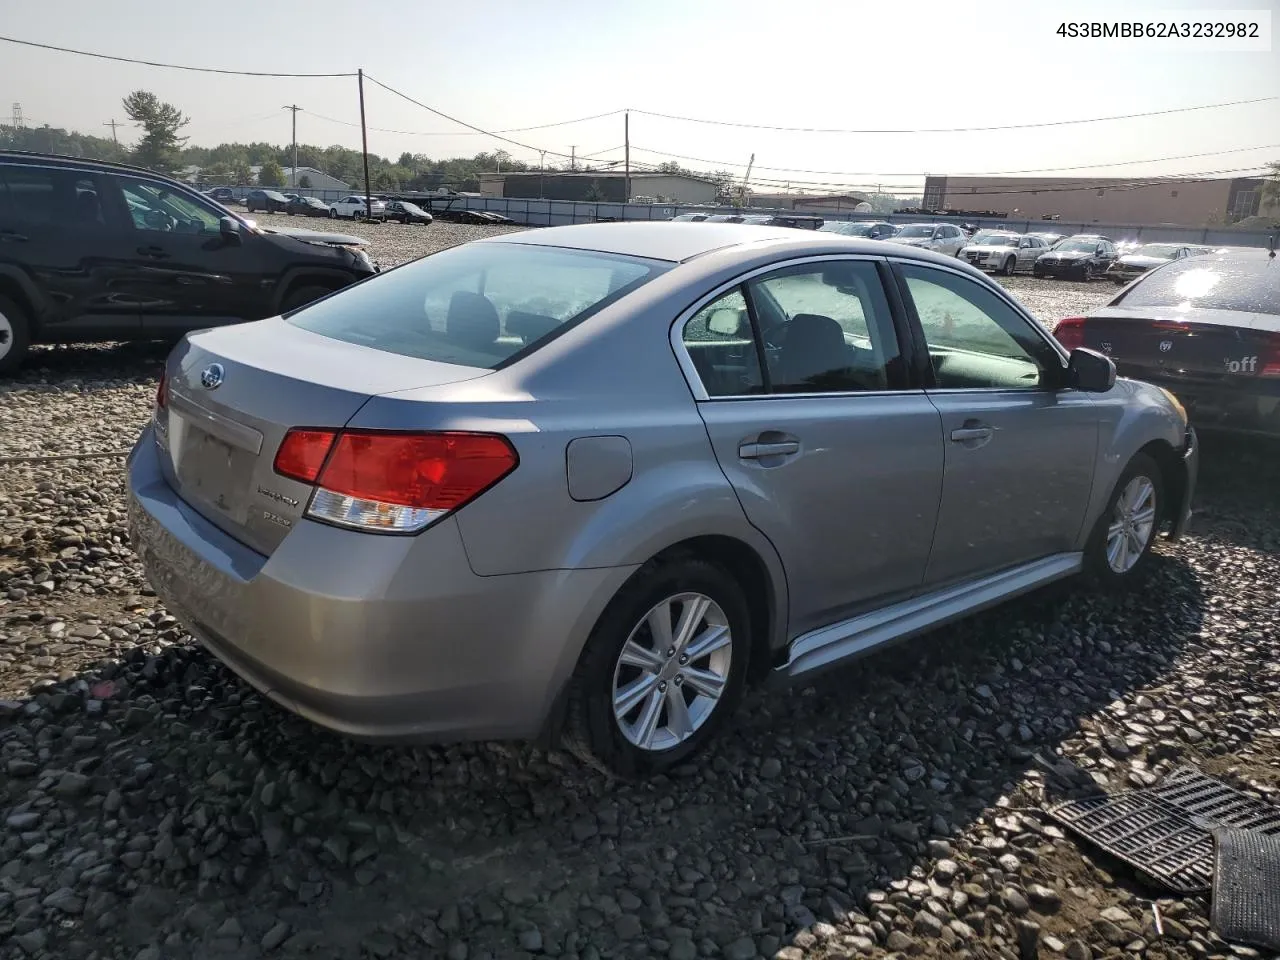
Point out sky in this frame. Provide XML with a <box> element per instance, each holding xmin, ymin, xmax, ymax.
<box><xmin>1</xmin><ymin>0</ymin><xmax>1277</xmax><ymax>195</ymax></box>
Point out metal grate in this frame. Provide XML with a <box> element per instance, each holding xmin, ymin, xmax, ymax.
<box><xmin>1212</xmin><ymin>828</ymin><xmax>1280</xmax><ymax>952</ymax></box>
<box><xmin>1047</xmin><ymin>767</ymin><xmax>1280</xmax><ymax>894</ymax></box>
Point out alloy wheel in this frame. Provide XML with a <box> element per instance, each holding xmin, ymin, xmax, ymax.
<box><xmin>0</xmin><ymin>310</ymin><xmax>12</xmax><ymax>360</ymax></box>
<box><xmin>610</xmin><ymin>592</ymin><xmax>733</xmax><ymax>752</ymax></box>
<box><xmin>1106</xmin><ymin>476</ymin><xmax>1158</xmax><ymax>573</ymax></box>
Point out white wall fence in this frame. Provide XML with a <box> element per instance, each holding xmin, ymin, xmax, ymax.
<box><xmin>229</xmin><ymin>186</ymin><xmax>1278</xmax><ymax>249</ymax></box>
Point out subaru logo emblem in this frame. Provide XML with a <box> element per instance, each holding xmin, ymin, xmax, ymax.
<box><xmin>1159</xmin><ymin>341</ymin><xmax>1173</xmax><ymax>353</ymax></box>
<box><xmin>200</xmin><ymin>363</ymin><xmax>225</xmax><ymax>389</ymax></box>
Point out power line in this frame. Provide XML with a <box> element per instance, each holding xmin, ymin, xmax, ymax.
<box><xmin>623</xmin><ymin>142</ymin><xmax>1280</xmax><ymax>178</ymax></box>
<box><xmin>629</xmin><ymin>96</ymin><xmax>1278</xmax><ymax>134</ymax></box>
<box><xmin>305</xmin><ymin>107</ymin><xmax>625</xmax><ymax>137</ymax></box>
<box><xmin>361</xmin><ymin>74</ymin><xmax>576</xmax><ymax>161</ymax></box>
<box><xmin>0</xmin><ymin>34</ymin><xmax>357</xmax><ymax>77</ymax></box>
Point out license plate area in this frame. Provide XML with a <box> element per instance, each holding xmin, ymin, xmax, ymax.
<box><xmin>174</xmin><ymin>417</ymin><xmax>255</xmax><ymax>524</ymax></box>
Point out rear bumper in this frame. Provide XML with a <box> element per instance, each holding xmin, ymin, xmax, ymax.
<box><xmin>126</xmin><ymin>427</ymin><xmax>637</xmax><ymax>743</ymax></box>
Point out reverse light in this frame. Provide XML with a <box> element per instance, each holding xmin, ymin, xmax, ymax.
<box><xmin>1053</xmin><ymin>316</ymin><xmax>1087</xmax><ymax>351</ymax></box>
<box><xmin>273</xmin><ymin>428</ymin><xmax>518</xmax><ymax>534</ymax></box>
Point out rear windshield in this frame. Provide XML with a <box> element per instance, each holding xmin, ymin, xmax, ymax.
<box><xmin>287</xmin><ymin>241</ymin><xmax>665</xmax><ymax>368</ymax></box>
<box><xmin>1114</xmin><ymin>257</ymin><xmax>1280</xmax><ymax>316</ymax></box>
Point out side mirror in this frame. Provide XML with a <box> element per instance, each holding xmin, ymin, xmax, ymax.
<box><xmin>219</xmin><ymin>216</ymin><xmax>242</xmax><ymax>244</ymax></box>
<box><xmin>1068</xmin><ymin>347</ymin><xmax>1116</xmax><ymax>393</ymax></box>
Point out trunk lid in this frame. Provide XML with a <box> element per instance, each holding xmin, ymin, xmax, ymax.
<box><xmin>1081</xmin><ymin>306</ymin><xmax>1280</xmax><ymax>384</ymax></box>
<box><xmin>158</xmin><ymin>317</ymin><xmax>493</xmax><ymax>555</ymax></box>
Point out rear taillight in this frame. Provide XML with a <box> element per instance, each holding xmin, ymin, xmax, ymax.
<box><xmin>1053</xmin><ymin>316</ymin><xmax>1087</xmax><ymax>351</ymax></box>
<box><xmin>1262</xmin><ymin>335</ymin><xmax>1280</xmax><ymax>377</ymax></box>
<box><xmin>273</xmin><ymin>429</ymin><xmax>518</xmax><ymax>534</ymax></box>
<box><xmin>155</xmin><ymin>370</ymin><xmax>168</xmax><ymax>411</ymax></box>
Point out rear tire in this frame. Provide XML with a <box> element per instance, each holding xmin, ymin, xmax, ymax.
<box><xmin>280</xmin><ymin>284</ymin><xmax>335</xmax><ymax>313</ymax></box>
<box><xmin>0</xmin><ymin>293</ymin><xmax>32</xmax><ymax>375</ymax></box>
<box><xmin>563</xmin><ymin>558</ymin><xmax>752</xmax><ymax>779</ymax></box>
<box><xmin>328</xmin><ymin>208</ymin><xmax>337</xmax><ymax>219</ymax></box>
<box><xmin>1084</xmin><ymin>452</ymin><xmax>1164</xmax><ymax>588</ymax></box>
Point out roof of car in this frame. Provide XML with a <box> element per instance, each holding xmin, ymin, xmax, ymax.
<box><xmin>0</xmin><ymin>150</ymin><xmax>180</xmax><ymax>179</ymax></box>
<box><xmin>480</xmin><ymin>221</ymin><xmax>987</xmax><ymax>267</ymax></box>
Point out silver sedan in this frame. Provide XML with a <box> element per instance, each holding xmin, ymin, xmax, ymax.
<box><xmin>127</xmin><ymin>222</ymin><xmax>1198</xmax><ymax>777</ymax></box>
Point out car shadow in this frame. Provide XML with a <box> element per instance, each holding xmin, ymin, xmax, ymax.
<box><xmin>1188</xmin><ymin>431</ymin><xmax>1280</xmax><ymax>555</ymax></box>
<box><xmin>0</xmin><ymin>550</ymin><xmax>1204</xmax><ymax>959</ymax></box>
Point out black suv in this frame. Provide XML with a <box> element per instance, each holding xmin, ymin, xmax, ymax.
<box><xmin>245</xmin><ymin>189</ymin><xmax>290</xmax><ymax>213</ymax></box>
<box><xmin>0</xmin><ymin>152</ymin><xmax>378</xmax><ymax>373</ymax></box>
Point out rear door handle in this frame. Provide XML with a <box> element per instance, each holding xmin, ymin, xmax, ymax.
<box><xmin>950</xmin><ymin>426</ymin><xmax>993</xmax><ymax>442</ymax></box>
<box><xmin>739</xmin><ymin>440</ymin><xmax>800</xmax><ymax>459</ymax></box>
<box><xmin>137</xmin><ymin>245</ymin><xmax>170</xmax><ymax>259</ymax></box>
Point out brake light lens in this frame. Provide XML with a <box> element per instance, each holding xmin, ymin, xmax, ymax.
<box><xmin>1262</xmin><ymin>334</ymin><xmax>1280</xmax><ymax>377</ymax></box>
<box><xmin>1053</xmin><ymin>316</ymin><xmax>1087</xmax><ymax>351</ymax></box>
<box><xmin>155</xmin><ymin>370</ymin><xmax>168</xmax><ymax>411</ymax></box>
<box><xmin>273</xmin><ymin>429</ymin><xmax>337</xmax><ymax>484</ymax></box>
<box><xmin>273</xmin><ymin>428</ymin><xmax>518</xmax><ymax>534</ymax></box>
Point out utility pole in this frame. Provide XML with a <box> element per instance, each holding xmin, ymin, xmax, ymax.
<box><xmin>357</xmin><ymin>70</ymin><xmax>372</xmax><ymax>219</ymax></box>
<box><xmin>624</xmin><ymin>111</ymin><xmax>630</xmax><ymax>205</ymax></box>
<box><xmin>282</xmin><ymin>104</ymin><xmax>302</xmax><ymax>187</ymax></box>
<box><xmin>104</xmin><ymin>119</ymin><xmax>121</xmax><ymax>144</ymax></box>
<box><xmin>570</xmin><ymin>145</ymin><xmax>576</xmax><ymax>172</ymax></box>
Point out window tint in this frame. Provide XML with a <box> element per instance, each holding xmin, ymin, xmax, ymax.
<box><xmin>900</xmin><ymin>264</ymin><xmax>1056</xmax><ymax>390</ymax></box>
<box><xmin>1115</xmin><ymin>257</ymin><xmax>1280</xmax><ymax>316</ymax></box>
<box><xmin>116</xmin><ymin>177</ymin><xmax>222</xmax><ymax>234</ymax></box>
<box><xmin>681</xmin><ymin>288</ymin><xmax>764</xmax><ymax>397</ymax></box>
<box><xmin>749</xmin><ymin>260</ymin><xmax>900</xmax><ymax>393</ymax></box>
<box><xmin>289</xmin><ymin>242</ymin><xmax>664</xmax><ymax>369</ymax></box>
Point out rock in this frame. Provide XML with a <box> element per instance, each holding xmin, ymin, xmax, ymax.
<box><xmin>6</xmin><ymin>811</ymin><xmax>40</xmax><ymax>829</ymax></box>
<box><xmin>1064</xmin><ymin>939</ymin><xmax>1092</xmax><ymax>960</ymax></box>
<box><xmin>518</xmin><ymin>927</ymin><xmax>543</xmax><ymax>952</ymax></box>
<box><xmin>926</xmin><ymin>839</ymin><xmax>953</xmax><ymax>858</ymax></box>
<box><xmin>261</xmin><ymin>921</ymin><xmax>290</xmax><ymax>950</ymax></box>
<box><xmin>725</xmin><ymin>936</ymin><xmax>756</xmax><ymax>960</ymax></box>
<box><xmin>216</xmin><ymin>917</ymin><xmax>243</xmax><ymax>938</ymax></box>
<box><xmin>52</xmin><ymin>770</ymin><xmax>92</xmax><ymax>798</ymax></box>
<box><xmin>934</xmin><ymin>859</ymin><xmax>960</xmax><ymax>883</ymax></box>
<box><xmin>1016</xmin><ymin>919</ymin><xmax>1041</xmax><ymax>960</ymax></box>
<box><xmin>914</xmin><ymin>911</ymin><xmax>945</xmax><ymax>937</ymax></box>
<box><xmin>1027</xmin><ymin>884</ymin><xmax>1061</xmax><ymax>912</ymax></box>
<box><xmin>43</xmin><ymin>886</ymin><xmax>84</xmax><ymax>915</ymax></box>
<box><xmin>760</xmin><ymin>757</ymin><xmax>783</xmax><ymax>778</ymax></box>
<box><xmin>614</xmin><ymin>914</ymin><xmax>642</xmax><ymax>939</ymax></box>
<box><xmin>14</xmin><ymin>930</ymin><xmax>48</xmax><ymax>954</ymax></box>
<box><xmin>1002</xmin><ymin>887</ymin><xmax>1031</xmax><ymax>915</ymax></box>
<box><xmin>7</xmin><ymin>759</ymin><xmax>37</xmax><ymax>777</ymax></box>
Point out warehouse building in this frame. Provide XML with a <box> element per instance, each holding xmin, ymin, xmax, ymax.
<box><xmin>921</xmin><ymin>174</ymin><xmax>1272</xmax><ymax>227</ymax></box>
<box><xmin>478</xmin><ymin>170</ymin><xmax>720</xmax><ymax>204</ymax></box>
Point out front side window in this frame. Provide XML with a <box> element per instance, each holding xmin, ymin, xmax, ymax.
<box><xmin>114</xmin><ymin>176</ymin><xmax>222</xmax><ymax>234</ymax></box>
<box><xmin>749</xmin><ymin>260</ymin><xmax>900</xmax><ymax>393</ymax></box>
<box><xmin>899</xmin><ymin>263</ymin><xmax>1058</xmax><ymax>390</ymax></box>
<box><xmin>681</xmin><ymin>288</ymin><xmax>763</xmax><ymax>397</ymax></box>
<box><xmin>289</xmin><ymin>242</ymin><xmax>664</xmax><ymax>369</ymax></box>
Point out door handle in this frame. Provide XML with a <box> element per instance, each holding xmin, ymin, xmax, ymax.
<box><xmin>137</xmin><ymin>245</ymin><xmax>170</xmax><ymax>259</ymax></box>
<box><xmin>950</xmin><ymin>426</ymin><xmax>993</xmax><ymax>442</ymax></box>
<box><xmin>739</xmin><ymin>440</ymin><xmax>800</xmax><ymax>459</ymax></box>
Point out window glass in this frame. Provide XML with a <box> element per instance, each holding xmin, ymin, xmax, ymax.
<box><xmin>1114</xmin><ymin>256</ymin><xmax>1280</xmax><ymax>316</ymax></box>
<box><xmin>1</xmin><ymin>167</ymin><xmax>60</xmax><ymax>226</ymax></box>
<box><xmin>289</xmin><ymin>241</ymin><xmax>664</xmax><ymax>369</ymax></box>
<box><xmin>749</xmin><ymin>260</ymin><xmax>900</xmax><ymax>393</ymax></box>
<box><xmin>900</xmin><ymin>264</ymin><xmax>1056</xmax><ymax>390</ymax></box>
<box><xmin>681</xmin><ymin>288</ymin><xmax>764</xmax><ymax>397</ymax></box>
<box><xmin>116</xmin><ymin>176</ymin><xmax>222</xmax><ymax>234</ymax></box>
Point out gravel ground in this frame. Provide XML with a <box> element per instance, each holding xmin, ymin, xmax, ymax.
<box><xmin>3</xmin><ymin>223</ymin><xmax>1279</xmax><ymax>960</ymax></box>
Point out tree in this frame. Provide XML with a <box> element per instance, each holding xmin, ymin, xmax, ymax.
<box><xmin>1261</xmin><ymin>161</ymin><xmax>1280</xmax><ymax>214</ymax></box>
<box><xmin>298</xmin><ymin>174</ymin><xmax>312</xmax><ymax>189</ymax></box>
<box><xmin>258</xmin><ymin>159</ymin><xmax>285</xmax><ymax>187</ymax></box>
<box><xmin>122</xmin><ymin>90</ymin><xmax>189</xmax><ymax>174</ymax></box>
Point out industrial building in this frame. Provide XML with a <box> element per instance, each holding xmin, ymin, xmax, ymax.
<box><xmin>478</xmin><ymin>170</ymin><xmax>719</xmax><ymax>205</ymax></box>
<box><xmin>921</xmin><ymin>174</ymin><xmax>1273</xmax><ymax>227</ymax></box>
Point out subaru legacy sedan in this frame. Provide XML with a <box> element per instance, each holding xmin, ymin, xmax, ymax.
<box><xmin>126</xmin><ymin>223</ymin><xmax>1197</xmax><ymax>777</ymax></box>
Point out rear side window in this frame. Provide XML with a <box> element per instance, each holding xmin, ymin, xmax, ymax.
<box><xmin>1115</xmin><ymin>258</ymin><xmax>1280</xmax><ymax>316</ymax></box>
<box><xmin>288</xmin><ymin>241</ymin><xmax>665</xmax><ymax>369</ymax></box>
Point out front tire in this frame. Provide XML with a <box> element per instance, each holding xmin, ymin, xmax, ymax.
<box><xmin>0</xmin><ymin>293</ymin><xmax>33</xmax><ymax>375</ymax></box>
<box><xmin>1002</xmin><ymin>256</ymin><xmax>1016</xmax><ymax>276</ymax></box>
<box><xmin>563</xmin><ymin>558</ymin><xmax>752</xmax><ymax>778</ymax></box>
<box><xmin>1085</xmin><ymin>452</ymin><xmax>1164</xmax><ymax>587</ymax></box>
<box><xmin>328</xmin><ymin>208</ymin><xmax>337</xmax><ymax>219</ymax></box>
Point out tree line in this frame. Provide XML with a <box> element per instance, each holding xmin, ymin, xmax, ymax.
<box><xmin>1</xmin><ymin>89</ymin><xmax>948</xmax><ymax>209</ymax></box>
